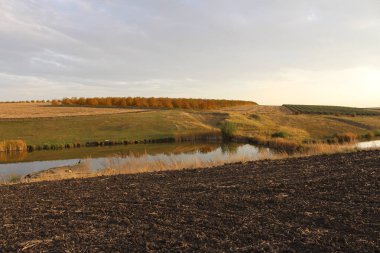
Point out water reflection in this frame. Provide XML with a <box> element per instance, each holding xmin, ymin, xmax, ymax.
<box><xmin>0</xmin><ymin>143</ymin><xmax>267</xmax><ymax>182</ymax></box>
<box><xmin>1</xmin><ymin>140</ymin><xmax>379</xmax><ymax>183</ymax></box>
<box><xmin>0</xmin><ymin>151</ymin><xmax>27</xmax><ymax>163</ymax></box>
<box><xmin>220</xmin><ymin>144</ymin><xmax>238</xmax><ymax>154</ymax></box>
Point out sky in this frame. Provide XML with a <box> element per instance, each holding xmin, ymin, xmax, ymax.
<box><xmin>0</xmin><ymin>0</ymin><xmax>379</xmax><ymax>107</ymax></box>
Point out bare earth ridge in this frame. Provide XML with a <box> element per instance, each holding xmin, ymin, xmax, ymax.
<box><xmin>0</xmin><ymin>150</ymin><xmax>379</xmax><ymax>252</ymax></box>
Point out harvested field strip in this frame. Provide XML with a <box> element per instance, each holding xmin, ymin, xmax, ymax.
<box><xmin>0</xmin><ymin>103</ymin><xmax>148</xmax><ymax>119</ymax></box>
<box><xmin>284</xmin><ymin>104</ymin><xmax>380</xmax><ymax>116</ymax></box>
<box><xmin>327</xmin><ymin>117</ymin><xmax>373</xmax><ymax>130</ymax></box>
<box><xmin>0</xmin><ymin>150</ymin><xmax>379</xmax><ymax>252</ymax></box>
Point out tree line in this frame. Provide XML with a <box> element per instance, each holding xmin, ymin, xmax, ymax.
<box><xmin>51</xmin><ymin>97</ymin><xmax>256</xmax><ymax>110</ymax></box>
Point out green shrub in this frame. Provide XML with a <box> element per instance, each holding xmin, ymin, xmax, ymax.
<box><xmin>271</xmin><ymin>131</ymin><xmax>288</xmax><ymax>138</ymax></box>
<box><xmin>220</xmin><ymin>122</ymin><xmax>237</xmax><ymax>141</ymax></box>
<box><xmin>374</xmin><ymin>129</ymin><xmax>380</xmax><ymax>137</ymax></box>
<box><xmin>249</xmin><ymin>114</ymin><xmax>261</xmax><ymax>120</ymax></box>
<box><xmin>27</xmin><ymin>145</ymin><xmax>36</xmax><ymax>152</ymax></box>
<box><xmin>362</xmin><ymin>132</ymin><xmax>374</xmax><ymax>140</ymax></box>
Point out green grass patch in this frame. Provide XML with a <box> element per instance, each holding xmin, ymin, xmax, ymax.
<box><xmin>0</xmin><ymin>111</ymin><xmax>223</xmax><ymax>146</ymax></box>
<box><xmin>271</xmin><ymin>132</ymin><xmax>288</xmax><ymax>138</ymax></box>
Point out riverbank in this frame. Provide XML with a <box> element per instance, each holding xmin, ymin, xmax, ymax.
<box><xmin>0</xmin><ymin>150</ymin><xmax>379</xmax><ymax>251</ymax></box>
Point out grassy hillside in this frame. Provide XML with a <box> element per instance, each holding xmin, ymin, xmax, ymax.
<box><xmin>0</xmin><ymin>103</ymin><xmax>379</xmax><ymax>148</ymax></box>
<box><xmin>222</xmin><ymin>105</ymin><xmax>380</xmax><ymax>143</ymax></box>
<box><xmin>0</xmin><ymin>110</ymin><xmax>225</xmax><ymax>146</ymax></box>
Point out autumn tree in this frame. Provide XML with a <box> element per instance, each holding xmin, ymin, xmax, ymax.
<box><xmin>52</xmin><ymin>96</ymin><xmax>256</xmax><ymax>110</ymax></box>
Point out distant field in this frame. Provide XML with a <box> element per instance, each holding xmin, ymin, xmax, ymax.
<box><xmin>0</xmin><ymin>103</ymin><xmax>147</xmax><ymax>119</ymax></box>
<box><xmin>283</xmin><ymin>104</ymin><xmax>380</xmax><ymax>116</ymax></box>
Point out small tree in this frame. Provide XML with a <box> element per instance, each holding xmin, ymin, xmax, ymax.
<box><xmin>51</xmin><ymin>100</ymin><xmax>60</xmax><ymax>105</ymax></box>
<box><xmin>220</xmin><ymin>122</ymin><xmax>237</xmax><ymax>141</ymax></box>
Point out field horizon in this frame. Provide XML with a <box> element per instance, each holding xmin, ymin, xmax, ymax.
<box><xmin>0</xmin><ymin>101</ymin><xmax>379</xmax><ymax>149</ymax></box>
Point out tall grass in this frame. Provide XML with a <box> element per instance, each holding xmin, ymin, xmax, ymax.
<box><xmin>0</xmin><ymin>140</ymin><xmax>27</xmax><ymax>152</ymax></box>
<box><xmin>333</xmin><ymin>132</ymin><xmax>358</xmax><ymax>143</ymax></box>
<box><xmin>74</xmin><ymin>148</ymin><xmax>280</xmax><ymax>178</ymax></box>
<box><xmin>237</xmin><ymin>135</ymin><xmax>303</xmax><ymax>153</ymax></box>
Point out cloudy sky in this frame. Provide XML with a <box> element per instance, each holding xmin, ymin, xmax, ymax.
<box><xmin>0</xmin><ymin>0</ymin><xmax>379</xmax><ymax>106</ymax></box>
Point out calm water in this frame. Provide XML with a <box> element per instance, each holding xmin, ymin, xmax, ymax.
<box><xmin>1</xmin><ymin>140</ymin><xmax>379</xmax><ymax>182</ymax></box>
<box><xmin>0</xmin><ymin>142</ymin><xmax>272</xmax><ymax>182</ymax></box>
<box><xmin>356</xmin><ymin>140</ymin><xmax>380</xmax><ymax>149</ymax></box>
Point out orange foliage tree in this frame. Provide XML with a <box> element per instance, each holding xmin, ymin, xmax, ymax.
<box><xmin>57</xmin><ymin>97</ymin><xmax>256</xmax><ymax>110</ymax></box>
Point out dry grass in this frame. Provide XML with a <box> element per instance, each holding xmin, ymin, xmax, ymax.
<box><xmin>0</xmin><ymin>140</ymin><xmax>27</xmax><ymax>152</ymax></box>
<box><xmin>302</xmin><ymin>143</ymin><xmax>356</xmax><ymax>155</ymax></box>
<box><xmin>22</xmin><ymin>160</ymin><xmax>93</xmax><ymax>183</ymax></box>
<box><xmin>220</xmin><ymin>105</ymin><xmax>380</xmax><ymax>142</ymax></box>
<box><xmin>0</xmin><ymin>103</ymin><xmax>148</xmax><ymax>119</ymax></box>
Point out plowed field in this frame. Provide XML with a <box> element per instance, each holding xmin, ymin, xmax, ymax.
<box><xmin>1</xmin><ymin>150</ymin><xmax>379</xmax><ymax>252</ymax></box>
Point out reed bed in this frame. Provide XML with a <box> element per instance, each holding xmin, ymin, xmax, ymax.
<box><xmin>0</xmin><ymin>140</ymin><xmax>27</xmax><ymax>152</ymax></box>
<box><xmin>100</xmin><ymin>150</ymin><xmax>266</xmax><ymax>175</ymax></box>
<box><xmin>100</xmin><ymin>143</ymin><xmax>374</xmax><ymax>176</ymax></box>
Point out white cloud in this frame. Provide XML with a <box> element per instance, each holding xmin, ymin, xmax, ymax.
<box><xmin>0</xmin><ymin>0</ymin><xmax>379</xmax><ymax>106</ymax></box>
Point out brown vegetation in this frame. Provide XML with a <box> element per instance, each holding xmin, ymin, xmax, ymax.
<box><xmin>332</xmin><ymin>132</ymin><xmax>358</xmax><ymax>143</ymax></box>
<box><xmin>0</xmin><ymin>140</ymin><xmax>27</xmax><ymax>152</ymax></box>
<box><xmin>57</xmin><ymin>97</ymin><xmax>256</xmax><ymax>110</ymax></box>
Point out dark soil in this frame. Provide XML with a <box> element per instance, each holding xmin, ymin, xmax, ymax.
<box><xmin>1</xmin><ymin>150</ymin><xmax>379</xmax><ymax>252</ymax></box>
